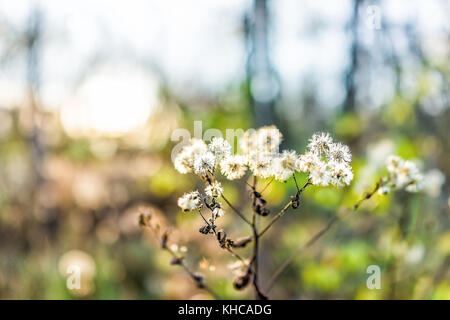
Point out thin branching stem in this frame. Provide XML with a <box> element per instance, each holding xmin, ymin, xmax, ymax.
<box><xmin>299</xmin><ymin>179</ymin><xmax>312</xmax><ymax>193</ymax></box>
<box><xmin>221</xmin><ymin>194</ymin><xmax>252</xmax><ymax>225</ymax></box>
<box><xmin>260</xmin><ymin>177</ymin><xmax>275</xmax><ymax>195</ymax></box>
<box><xmin>140</xmin><ymin>218</ymin><xmax>222</xmax><ymax>300</ymax></box>
<box><xmin>198</xmin><ymin>210</ymin><xmax>210</xmax><ymax>226</ymax></box>
<box><xmin>243</xmin><ymin>179</ymin><xmax>254</xmax><ymax>189</ymax></box>
<box><xmin>265</xmin><ymin>181</ymin><xmax>382</xmax><ymax>293</ymax></box>
<box><xmin>258</xmin><ymin>179</ymin><xmax>311</xmax><ymax>238</ymax></box>
<box><xmin>265</xmin><ymin>216</ymin><xmax>339</xmax><ymax>292</ymax></box>
<box><xmin>165</xmin><ymin>246</ymin><xmax>222</xmax><ymax>300</ymax></box>
<box><xmin>292</xmin><ymin>173</ymin><xmax>301</xmax><ymax>192</ymax></box>
<box><xmin>353</xmin><ymin>180</ymin><xmax>382</xmax><ymax>210</ymax></box>
<box><xmin>198</xmin><ymin>208</ymin><xmax>247</xmax><ymax>265</ymax></box>
<box><xmin>248</xmin><ymin>176</ymin><xmax>267</xmax><ymax>299</ymax></box>
<box><xmin>225</xmin><ymin>247</ymin><xmax>247</xmax><ymax>264</ymax></box>
<box><xmin>258</xmin><ymin>200</ymin><xmax>292</xmax><ymax>237</ymax></box>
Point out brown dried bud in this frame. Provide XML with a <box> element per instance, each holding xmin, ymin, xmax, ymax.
<box><xmin>231</xmin><ymin>236</ymin><xmax>252</xmax><ymax>248</ymax></box>
<box><xmin>233</xmin><ymin>273</ymin><xmax>250</xmax><ymax>290</ymax></box>
<box><xmin>199</xmin><ymin>225</ymin><xmax>211</xmax><ymax>234</ymax></box>
<box><xmin>170</xmin><ymin>256</ymin><xmax>184</xmax><ymax>266</ymax></box>
<box><xmin>192</xmin><ymin>273</ymin><xmax>205</xmax><ymax>288</ymax></box>
<box><xmin>290</xmin><ymin>192</ymin><xmax>301</xmax><ymax>209</ymax></box>
<box><xmin>253</xmin><ymin>197</ymin><xmax>269</xmax><ymax>216</ymax></box>
<box><xmin>216</xmin><ymin>229</ymin><xmax>227</xmax><ymax>248</ymax></box>
<box><xmin>257</xmin><ymin>291</ymin><xmax>269</xmax><ymax>300</ymax></box>
<box><xmin>161</xmin><ymin>231</ymin><xmax>169</xmax><ymax>249</ymax></box>
<box><xmin>138</xmin><ymin>213</ymin><xmax>152</xmax><ymax>227</ymax></box>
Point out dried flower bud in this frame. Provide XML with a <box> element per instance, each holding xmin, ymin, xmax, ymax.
<box><xmin>199</xmin><ymin>225</ymin><xmax>211</xmax><ymax>234</ymax></box>
<box><xmin>161</xmin><ymin>231</ymin><xmax>169</xmax><ymax>249</ymax></box>
<box><xmin>290</xmin><ymin>194</ymin><xmax>300</xmax><ymax>209</ymax></box>
<box><xmin>253</xmin><ymin>197</ymin><xmax>270</xmax><ymax>216</ymax></box>
<box><xmin>257</xmin><ymin>291</ymin><xmax>269</xmax><ymax>300</ymax></box>
<box><xmin>231</xmin><ymin>236</ymin><xmax>253</xmax><ymax>248</ymax></box>
<box><xmin>233</xmin><ymin>273</ymin><xmax>251</xmax><ymax>290</ymax></box>
<box><xmin>138</xmin><ymin>213</ymin><xmax>152</xmax><ymax>227</ymax></box>
<box><xmin>192</xmin><ymin>273</ymin><xmax>205</xmax><ymax>288</ymax></box>
<box><xmin>170</xmin><ymin>256</ymin><xmax>184</xmax><ymax>266</ymax></box>
<box><xmin>216</xmin><ymin>229</ymin><xmax>227</xmax><ymax>248</ymax></box>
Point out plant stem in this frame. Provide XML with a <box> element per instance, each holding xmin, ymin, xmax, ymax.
<box><xmin>265</xmin><ymin>216</ymin><xmax>339</xmax><ymax>292</ymax></box>
<box><xmin>140</xmin><ymin>219</ymin><xmax>222</xmax><ymax>300</ymax></box>
<box><xmin>221</xmin><ymin>194</ymin><xmax>252</xmax><ymax>226</ymax></box>
<box><xmin>198</xmin><ymin>209</ymin><xmax>249</xmax><ymax>266</ymax></box>
<box><xmin>249</xmin><ymin>176</ymin><xmax>267</xmax><ymax>299</ymax></box>
<box><xmin>265</xmin><ymin>181</ymin><xmax>382</xmax><ymax>293</ymax></box>
<box><xmin>198</xmin><ymin>210</ymin><xmax>210</xmax><ymax>226</ymax></box>
<box><xmin>258</xmin><ymin>200</ymin><xmax>292</xmax><ymax>237</ymax></box>
<box><xmin>258</xmin><ymin>179</ymin><xmax>311</xmax><ymax>238</ymax></box>
<box><xmin>165</xmin><ymin>246</ymin><xmax>222</xmax><ymax>300</ymax></box>
<box><xmin>353</xmin><ymin>181</ymin><xmax>381</xmax><ymax>210</ymax></box>
<box><xmin>260</xmin><ymin>177</ymin><xmax>275</xmax><ymax>194</ymax></box>
<box><xmin>292</xmin><ymin>173</ymin><xmax>301</xmax><ymax>192</ymax></box>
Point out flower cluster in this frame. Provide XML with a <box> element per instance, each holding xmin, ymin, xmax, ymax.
<box><xmin>146</xmin><ymin>125</ymin><xmax>444</xmax><ymax>299</ymax></box>
<box><xmin>205</xmin><ymin>181</ymin><xmax>223</xmax><ymax>198</ymax></box>
<box><xmin>174</xmin><ymin>138</ymin><xmax>209</xmax><ymax>174</ymax></box>
<box><xmin>177</xmin><ymin>191</ymin><xmax>202</xmax><ymax>212</ymax></box>
<box><xmin>422</xmin><ymin>169</ymin><xmax>445</xmax><ymax>198</ymax></box>
<box><xmin>295</xmin><ymin>132</ymin><xmax>353</xmax><ymax>186</ymax></box>
<box><xmin>174</xmin><ymin>128</ymin><xmax>354</xmax><ymax>190</ymax></box>
<box><xmin>174</xmin><ymin>128</ymin><xmax>354</xmax><ymax>219</ymax></box>
<box><xmin>379</xmin><ymin>155</ymin><xmax>424</xmax><ymax>194</ymax></box>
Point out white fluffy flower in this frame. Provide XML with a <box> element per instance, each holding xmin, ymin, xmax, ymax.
<box><xmin>205</xmin><ymin>181</ymin><xmax>223</xmax><ymax>198</ymax></box>
<box><xmin>190</xmin><ymin>138</ymin><xmax>208</xmax><ymax>153</ymax></box>
<box><xmin>386</xmin><ymin>155</ymin><xmax>424</xmax><ymax>193</ymax></box>
<box><xmin>208</xmin><ymin>137</ymin><xmax>232</xmax><ymax>162</ymax></box>
<box><xmin>308</xmin><ymin>132</ymin><xmax>333</xmax><ymax>156</ymax></box>
<box><xmin>212</xmin><ymin>207</ymin><xmax>225</xmax><ymax>218</ymax></box>
<box><xmin>239</xmin><ymin>130</ymin><xmax>254</xmax><ymax>155</ymax></box>
<box><xmin>422</xmin><ymin>169</ymin><xmax>445</xmax><ymax>197</ymax></box>
<box><xmin>220</xmin><ymin>155</ymin><xmax>247</xmax><ymax>180</ymax></box>
<box><xmin>295</xmin><ymin>151</ymin><xmax>320</xmax><ymax>173</ymax></box>
<box><xmin>174</xmin><ymin>149</ymin><xmax>195</xmax><ymax>174</ymax></box>
<box><xmin>248</xmin><ymin>154</ymin><xmax>274</xmax><ymax>178</ymax></box>
<box><xmin>239</xmin><ymin>126</ymin><xmax>282</xmax><ymax>156</ymax></box>
<box><xmin>386</xmin><ymin>155</ymin><xmax>404</xmax><ymax>173</ymax></box>
<box><xmin>193</xmin><ymin>152</ymin><xmax>215</xmax><ymax>177</ymax></box>
<box><xmin>177</xmin><ymin>191</ymin><xmax>202</xmax><ymax>212</ymax></box>
<box><xmin>254</xmin><ymin>126</ymin><xmax>283</xmax><ymax>153</ymax></box>
<box><xmin>327</xmin><ymin>142</ymin><xmax>352</xmax><ymax>164</ymax></box>
<box><xmin>273</xmin><ymin>150</ymin><xmax>297</xmax><ymax>181</ymax></box>
<box><xmin>330</xmin><ymin>162</ymin><xmax>354</xmax><ymax>187</ymax></box>
<box><xmin>397</xmin><ymin>161</ymin><xmax>421</xmax><ymax>188</ymax></box>
<box><xmin>173</xmin><ymin>139</ymin><xmax>208</xmax><ymax>174</ymax></box>
<box><xmin>309</xmin><ymin>162</ymin><xmax>331</xmax><ymax>186</ymax></box>
<box><xmin>404</xmin><ymin>178</ymin><xmax>424</xmax><ymax>193</ymax></box>
<box><xmin>378</xmin><ymin>185</ymin><xmax>391</xmax><ymax>195</ymax></box>
<box><xmin>228</xmin><ymin>259</ymin><xmax>250</xmax><ymax>276</ymax></box>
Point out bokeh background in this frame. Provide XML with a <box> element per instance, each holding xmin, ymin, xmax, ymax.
<box><xmin>0</xmin><ymin>0</ymin><xmax>448</xmax><ymax>299</ymax></box>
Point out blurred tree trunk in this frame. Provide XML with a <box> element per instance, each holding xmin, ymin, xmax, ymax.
<box><xmin>245</xmin><ymin>0</ymin><xmax>280</xmax><ymax>127</ymax></box>
<box><xmin>26</xmin><ymin>6</ymin><xmax>45</xmax><ymax>187</ymax></box>
<box><xmin>343</xmin><ymin>0</ymin><xmax>362</xmax><ymax>113</ymax></box>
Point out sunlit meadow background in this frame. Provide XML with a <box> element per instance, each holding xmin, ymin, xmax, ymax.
<box><xmin>0</xmin><ymin>0</ymin><xmax>448</xmax><ymax>299</ymax></box>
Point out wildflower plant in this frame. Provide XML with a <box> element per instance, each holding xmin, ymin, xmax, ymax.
<box><xmin>138</xmin><ymin>126</ymin><xmax>444</xmax><ymax>299</ymax></box>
